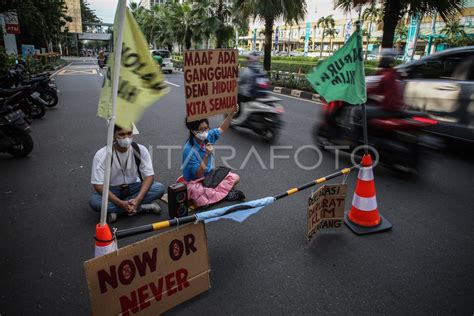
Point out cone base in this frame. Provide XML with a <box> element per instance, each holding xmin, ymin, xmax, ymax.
<box><xmin>344</xmin><ymin>211</ymin><xmax>392</xmax><ymax>235</ymax></box>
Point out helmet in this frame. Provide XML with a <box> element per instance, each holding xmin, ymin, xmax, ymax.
<box><xmin>379</xmin><ymin>48</ymin><xmax>397</xmax><ymax>68</ymax></box>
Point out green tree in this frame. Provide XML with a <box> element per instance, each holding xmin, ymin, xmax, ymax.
<box><xmin>81</xmin><ymin>0</ymin><xmax>101</xmax><ymax>32</ymax></box>
<box><xmin>441</xmin><ymin>19</ymin><xmax>466</xmax><ymax>46</ymax></box>
<box><xmin>362</xmin><ymin>4</ymin><xmax>383</xmax><ymax>59</ymax></box>
<box><xmin>317</xmin><ymin>15</ymin><xmax>335</xmax><ymax>57</ymax></box>
<box><xmin>13</xmin><ymin>0</ymin><xmax>72</xmax><ymax>52</ymax></box>
<box><xmin>394</xmin><ymin>22</ymin><xmax>408</xmax><ymax>50</ymax></box>
<box><xmin>324</xmin><ymin>27</ymin><xmax>339</xmax><ymax>53</ymax></box>
<box><xmin>234</xmin><ymin>0</ymin><xmax>307</xmax><ymax>71</ymax></box>
<box><xmin>334</xmin><ymin>0</ymin><xmax>464</xmax><ymax>48</ymax></box>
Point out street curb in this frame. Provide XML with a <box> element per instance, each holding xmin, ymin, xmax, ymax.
<box><xmin>272</xmin><ymin>86</ymin><xmax>321</xmax><ymax>102</ymax></box>
<box><xmin>173</xmin><ymin>68</ymin><xmax>321</xmax><ymax>102</ymax></box>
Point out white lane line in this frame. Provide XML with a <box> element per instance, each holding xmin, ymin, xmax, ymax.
<box><xmin>99</xmin><ymin>73</ymin><xmax>103</xmax><ymax>77</ymax></box>
<box><xmin>165</xmin><ymin>81</ymin><xmax>180</xmax><ymax>87</ymax></box>
<box><xmin>268</xmin><ymin>91</ymin><xmax>321</xmax><ymax>104</ymax></box>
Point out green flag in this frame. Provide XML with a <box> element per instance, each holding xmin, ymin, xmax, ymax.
<box><xmin>306</xmin><ymin>28</ymin><xmax>366</xmax><ymax>105</ymax></box>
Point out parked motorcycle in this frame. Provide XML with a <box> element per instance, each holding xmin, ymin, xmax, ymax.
<box><xmin>0</xmin><ymin>65</ymin><xmax>59</xmax><ymax>107</ymax></box>
<box><xmin>313</xmin><ymin>101</ymin><xmax>439</xmax><ymax>174</ymax></box>
<box><xmin>0</xmin><ymin>86</ymin><xmax>48</xmax><ymax>119</ymax></box>
<box><xmin>0</xmin><ymin>103</ymin><xmax>33</xmax><ymax>157</ymax></box>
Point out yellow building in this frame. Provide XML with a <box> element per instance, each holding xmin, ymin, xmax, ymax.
<box><xmin>64</xmin><ymin>0</ymin><xmax>82</xmax><ymax>33</ymax></box>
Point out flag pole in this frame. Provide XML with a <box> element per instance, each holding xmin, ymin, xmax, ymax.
<box><xmin>99</xmin><ymin>0</ymin><xmax>127</xmax><ymax>227</ymax></box>
<box><xmin>356</xmin><ymin>7</ymin><xmax>369</xmax><ymax>154</ymax></box>
<box><xmin>114</xmin><ymin>165</ymin><xmax>359</xmax><ymax>240</ymax></box>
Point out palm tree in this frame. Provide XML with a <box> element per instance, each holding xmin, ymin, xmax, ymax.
<box><xmin>324</xmin><ymin>27</ymin><xmax>339</xmax><ymax>53</ymax></box>
<box><xmin>193</xmin><ymin>0</ymin><xmax>235</xmax><ymax>48</ymax></box>
<box><xmin>334</xmin><ymin>0</ymin><xmax>464</xmax><ymax>49</ymax></box>
<box><xmin>317</xmin><ymin>15</ymin><xmax>335</xmax><ymax>57</ymax></box>
<box><xmin>362</xmin><ymin>4</ymin><xmax>383</xmax><ymax>59</ymax></box>
<box><xmin>234</xmin><ymin>0</ymin><xmax>307</xmax><ymax>71</ymax></box>
<box><xmin>441</xmin><ymin>19</ymin><xmax>467</xmax><ymax>46</ymax></box>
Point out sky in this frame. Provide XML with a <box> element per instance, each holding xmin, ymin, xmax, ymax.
<box><xmin>87</xmin><ymin>0</ymin><xmax>120</xmax><ymax>24</ymax></box>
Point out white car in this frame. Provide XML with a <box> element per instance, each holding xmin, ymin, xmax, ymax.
<box><xmin>150</xmin><ymin>49</ymin><xmax>173</xmax><ymax>74</ymax></box>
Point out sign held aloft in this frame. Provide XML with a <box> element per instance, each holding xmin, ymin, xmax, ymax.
<box><xmin>84</xmin><ymin>222</ymin><xmax>210</xmax><ymax>315</ymax></box>
<box><xmin>307</xmin><ymin>184</ymin><xmax>347</xmax><ymax>240</ymax></box>
<box><xmin>306</xmin><ymin>27</ymin><xmax>366</xmax><ymax>105</ymax></box>
<box><xmin>184</xmin><ymin>49</ymin><xmax>238</xmax><ymax>122</ymax></box>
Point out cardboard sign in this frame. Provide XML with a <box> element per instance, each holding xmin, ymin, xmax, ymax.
<box><xmin>84</xmin><ymin>222</ymin><xmax>210</xmax><ymax>315</ymax></box>
<box><xmin>307</xmin><ymin>184</ymin><xmax>347</xmax><ymax>240</ymax></box>
<box><xmin>184</xmin><ymin>49</ymin><xmax>238</xmax><ymax>122</ymax></box>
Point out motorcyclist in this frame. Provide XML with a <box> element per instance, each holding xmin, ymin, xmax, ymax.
<box><xmin>237</xmin><ymin>54</ymin><xmax>265</xmax><ymax>115</ymax></box>
<box><xmin>364</xmin><ymin>48</ymin><xmax>405</xmax><ymax>119</ymax></box>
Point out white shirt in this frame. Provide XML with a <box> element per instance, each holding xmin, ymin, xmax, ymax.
<box><xmin>91</xmin><ymin>144</ymin><xmax>154</xmax><ymax>187</ymax></box>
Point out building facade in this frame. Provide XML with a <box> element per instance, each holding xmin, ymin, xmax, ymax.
<box><xmin>64</xmin><ymin>0</ymin><xmax>82</xmax><ymax>33</ymax></box>
<box><xmin>246</xmin><ymin>0</ymin><xmax>474</xmax><ymax>56</ymax></box>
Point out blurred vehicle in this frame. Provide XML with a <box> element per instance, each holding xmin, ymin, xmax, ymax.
<box><xmin>150</xmin><ymin>49</ymin><xmax>173</xmax><ymax>74</ymax></box>
<box><xmin>314</xmin><ymin>101</ymin><xmax>438</xmax><ymax>174</ymax></box>
<box><xmin>366</xmin><ymin>46</ymin><xmax>474</xmax><ymax>149</ymax></box>
<box><xmin>251</xmin><ymin>50</ymin><xmax>264</xmax><ymax>56</ymax></box>
<box><xmin>289</xmin><ymin>51</ymin><xmax>304</xmax><ymax>57</ymax></box>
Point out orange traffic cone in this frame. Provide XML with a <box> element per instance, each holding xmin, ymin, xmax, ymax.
<box><xmin>94</xmin><ymin>223</ymin><xmax>117</xmax><ymax>257</ymax></box>
<box><xmin>344</xmin><ymin>154</ymin><xmax>392</xmax><ymax>235</ymax></box>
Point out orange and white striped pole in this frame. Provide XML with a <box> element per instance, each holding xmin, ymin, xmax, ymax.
<box><xmin>344</xmin><ymin>154</ymin><xmax>392</xmax><ymax>235</ymax></box>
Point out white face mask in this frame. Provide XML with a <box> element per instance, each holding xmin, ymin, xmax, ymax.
<box><xmin>116</xmin><ymin>137</ymin><xmax>133</xmax><ymax>148</ymax></box>
<box><xmin>195</xmin><ymin>131</ymin><xmax>208</xmax><ymax>141</ymax></box>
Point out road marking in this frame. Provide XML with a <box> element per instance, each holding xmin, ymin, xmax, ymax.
<box><xmin>51</xmin><ymin>63</ymin><xmax>72</xmax><ymax>77</ymax></box>
<box><xmin>99</xmin><ymin>73</ymin><xmax>103</xmax><ymax>77</ymax></box>
<box><xmin>165</xmin><ymin>81</ymin><xmax>180</xmax><ymax>87</ymax></box>
<box><xmin>269</xmin><ymin>91</ymin><xmax>321</xmax><ymax>104</ymax></box>
<box><xmin>57</xmin><ymin>69</ymin><xmax>98</xmax><ymax>75</ymax></box>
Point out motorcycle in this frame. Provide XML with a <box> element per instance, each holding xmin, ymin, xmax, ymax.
<box><xmin>98</xmin><ymin>58</ymin><xmax>105</xmax><ymax>69</ymax></box>
<box><xmin>313</xmin><ymin>101</ymin><xmax>439</xmax><ymax>174</ymax></box>
<box><xmin>0</xmin><ymin>86</ymin><xmax>48</xmax><ymax>119</ymax></box>
<box><xmin>0</xmin><ymin>103</ymin><xmax>33</xmax><ymax>157</ymax></box>
<box><xmin>231</xmin><ymin>75</ymin><xmax>284</xmax><ymax>143</ymax></box>
<box><xmin>0</xmin><ymin>65</ymin><xmax>59</xmax><ymax>108</ymax></box>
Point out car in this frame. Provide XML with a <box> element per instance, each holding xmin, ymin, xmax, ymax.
<box><xmin>367</xmin><ymin>46</ymin><xmax>474</xmax><ymax>149</ymax></box>
<box><xmin>150</xmin><ymin>49</ymin><xmax>173</xmax><ymax>74</ymax></box>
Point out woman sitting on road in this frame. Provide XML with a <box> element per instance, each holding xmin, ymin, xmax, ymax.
<box><xmin>181</xmin><ymin>106</ymin><xmax>245</xmax><ymax>208</ymax></box>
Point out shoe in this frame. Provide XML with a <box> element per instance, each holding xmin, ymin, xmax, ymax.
<box><xmin>107</xmin><ymin>212</ymin><xmax>118</xmax><ymax>223</ymax></box>
<box><xmin>141</xmin><ymin>202</ymin><xmax>162</xmax><ymax>214</ymax></box>
<box><xmin>226</xmin><ymin>190</ymin><xmax>246</xmax><ymax>201</ymax></box>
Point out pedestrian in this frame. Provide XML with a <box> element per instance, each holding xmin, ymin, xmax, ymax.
<box><xmin>89</xmin><ymin>124</ymin><xmax>165</xmax><ymax>223</ymax></box>
<box><xmin>181</xmin><ymin>106</ymin><xmax>245</xmax><ymax>208</ymax></box>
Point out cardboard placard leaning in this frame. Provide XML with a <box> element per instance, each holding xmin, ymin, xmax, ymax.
<box><xmin>307</xmin><ymin>184</ymin><xmax>347</xmax><ymax>240</ymax></box>
<box><xmin>84</xmin><ymin>222</ymin><xmax>210</xmax><ymax>315</ymax></box>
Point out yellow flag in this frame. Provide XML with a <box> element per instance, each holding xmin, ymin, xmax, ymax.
<box><xmin>97</xmin><ymin>7</ymin><xmax>169</xmax><ymax>128</ymax></box>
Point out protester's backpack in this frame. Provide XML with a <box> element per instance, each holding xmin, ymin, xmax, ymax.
<box><xmin>111</xmin><ymin>142</ymin><xmax>143</xmax><ymax>182</ymax></box>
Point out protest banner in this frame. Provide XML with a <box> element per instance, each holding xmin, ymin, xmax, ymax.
<box><xmin>306</xmin><ymin>27</ymin><xmax>366</xmax><ymax>105</ymax></box>
<box><xmin>307</xmin><ymin>184</ymin><xmax>347</xmax><ymax>240</ymax></box>
<box><xmin>97</xmin><ymin>7</ymin><xmax>168</xmax><ymax>129</ymax></box>
<box><xmin>184</xmin><ymin>49</ymin><xmax>239</xmax><ymax>122</ymax></box>
<box><xmin>85</xmin><ymin>222</ymin><xmax>210</xmax><ymax>315</ymax></box>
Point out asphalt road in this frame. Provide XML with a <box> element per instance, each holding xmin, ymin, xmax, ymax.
<box><xmin>1</xmin><ymin>58</ymin><xmax>473</xmax><ymax>315</ymax></box>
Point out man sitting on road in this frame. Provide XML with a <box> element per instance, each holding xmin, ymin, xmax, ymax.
<box><xmin>89</xmin><ymin>124</ymin><xmax>165</xmax><ymax>223</ymax></box>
